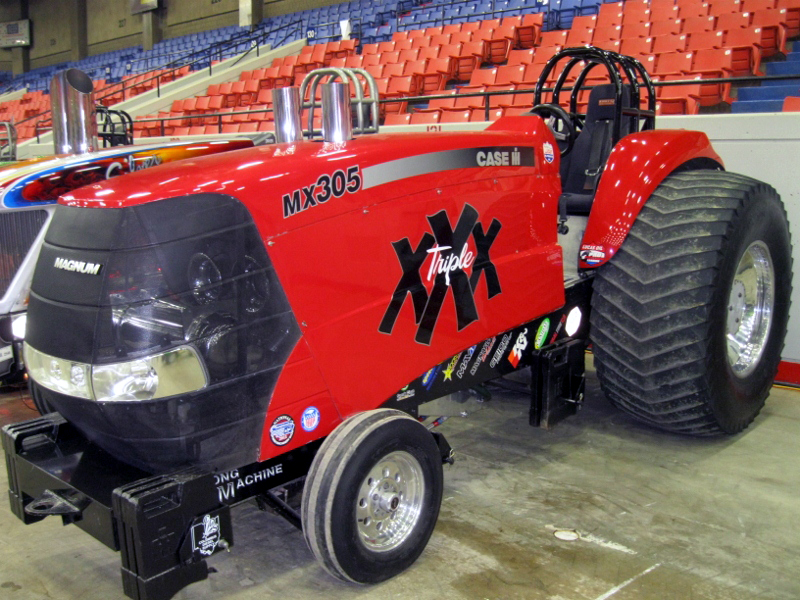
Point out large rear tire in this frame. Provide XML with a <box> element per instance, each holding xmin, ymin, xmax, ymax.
<box><xmin>301</xmin><ymin>409</ymin><xmax>443</xmax><ymax>583</ymax></box>
<box><xmin>591</xmin><ymin>171</ymin><xmax>792</xmax><ymax>434</ymax></box>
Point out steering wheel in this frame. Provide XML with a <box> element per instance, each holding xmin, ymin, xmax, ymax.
<box><xmin>528</xmin><ymin>104</ymin><xmax>576</xmax><ymax>157</ymax></box>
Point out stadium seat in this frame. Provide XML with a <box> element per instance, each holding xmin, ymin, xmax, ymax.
<box><xmin>709</xmin><ymin>0</ymin><xmax>743</xmax><ymax>17</ymax></box>
<box><xmin>650</xmin><ymin>18</ymin><xmax>683</xmax><ymax>37</ymax></box>
<box><xmin>385</xmin><ymin>113</ymin><xmax>412</xmax><ymax>125</ymax></box>
<box><xmin>687</xmin><ymin>30</ymin><xmax>725</xmax><ymax>51</ymax></box>
<box><xmin>410</xmin><ymin>111</ymin><xmax>441</xmax><ymax>124</ymax></box>
<box><xmin>783</xmin><ymin>96</ymin><xmax>800</xmax><ymax>110</ymax></box>
<box><xmin>440</xmin><ymin>109</ymin><xmax>473</xmax><ymax>123</ymax></box>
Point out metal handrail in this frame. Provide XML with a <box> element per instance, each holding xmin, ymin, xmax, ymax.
<box><xmin>125</xmin><ymin>70</ymin><xmax>800</xmax><ymax>139</ymax></box>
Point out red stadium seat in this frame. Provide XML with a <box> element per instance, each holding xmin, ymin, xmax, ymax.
<box><xmin>687</xmin><ymin>30</ymin><xmax>725</xmax><ymax>51</ymax></box>
<box><xmin>410</xmin><ymin>111</ymin><xmax>441</xmax><ymax>124</ymax></box>
<box><xmin>597</xmin><ymin>2</ymin><xmax>623</xmax><ymax>28</ymax></box>
<box><xmin>709</xmin><ymin>0</ymin><xmax>744</xmax><ymax>17</ymax></box>
<box><xmin>508</xmin><ymin>48</ymin><xmax>535</xmax><ymax>65</ymax></box>
<box><xmin>652</xmin><ymin>33</ymin><xmax>688</xmax><ymax>54</ymax></box>
<box><xmin>384</xmin><ymin>113</ymin><xmax>412</xmax><ymax>126</ymax></box>
<box><xmin>471</xmin><ymin>108</ymin><xmax>504</xmax><ymax>122</ymax></box>
<box><xmin>650</xmin><ymin>18</ymin><xmax>683</xmax><ymax>37</ymax></box>
<box><xmin>724</xmin><ymin>28</ymin><xmax>764</xmax><ymax>74</ymax></box>
<box><xmin>567</xmin><ymin>15</ymin><xmax>596</xmax><ymax>46</ymax></box>
<box><xmin>752</xmin><ymin>8</ymin><xmax>790</xmax><ymax>55</ymax></box>
<box><xmin>622</xmin><ymin>22</ymin><xmax>652</xmax><ymax>39</ymax></box>
<box><xmin>676</xmin><ymin>1</ymin><xmax>710</xmax><ymax>18</ymax></box>
<box><xmin>783</xmin><ymin>96</ymin><xmax>800</xmax><ymax>111</ymax></box>
<box><xmin>439</xmin><ymin>109</ymin><xmax>472</xmax><ymax>123</ymax></box>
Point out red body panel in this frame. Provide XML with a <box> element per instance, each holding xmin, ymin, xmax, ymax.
<box><xmin>62</xmin><ymin>116</ymin><xmax>567</xmax><ymax>463</ymax></box>
<box><xmin>578</xmin><ymin>129</ymin><xmax>723</xmax><ymax>268</ymax></box>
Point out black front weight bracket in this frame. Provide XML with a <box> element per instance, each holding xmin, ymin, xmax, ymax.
<box><xmin>2</xmin><ymin>414</ymin><xmax>320</xmax><ymax>600</ymax></box>
<box><xmin>529</xmin><ymin>337</ymin><xmax>586</xmax><ymax>428</ymax></box>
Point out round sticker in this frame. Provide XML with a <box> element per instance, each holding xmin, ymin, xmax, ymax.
<box><xmin>270</xmin><ymin>415</ymin><xmax>295</xmax><ymax>446</ymax></box>
<box><xmin>301</xmin><ymin>407</ymin><xmax>321</xmax><ymax>432</ymax></box>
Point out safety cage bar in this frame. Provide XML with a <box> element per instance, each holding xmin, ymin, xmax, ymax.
<box><xmin>535</xmin><ymin>47</ymin><xmax>657</xmax><ymax>146</ymax></box>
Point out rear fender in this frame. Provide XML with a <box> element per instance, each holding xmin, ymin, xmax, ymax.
<box><xmin>578</xmin><ymin>129</ymin><xmax>723</xmax><ymax>269</ymax></box>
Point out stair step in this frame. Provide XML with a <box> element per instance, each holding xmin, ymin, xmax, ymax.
<box><xmin>731</xmin><ymin>99</ymin><xmax>785</xmax><ymax>113</ymax></box>
<box><xmin>766</xmin><ymin>61</ymin><xmax>800</xmax><ymax>75</ymax></box>
<box><xmin>738</xmin><ymin>84</ymin><xmax>800</xmax><ymax>101</ymax></box>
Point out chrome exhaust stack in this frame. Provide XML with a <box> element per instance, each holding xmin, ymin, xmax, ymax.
<box><xmin>272</xmin><ymin>86</ymin><xmax>303</xmax><ymax>143</ymax></box>
<box><xmin>50</xmin><ymin>68</ymin><xmax>98</xmax><ymax>155</ymax></box>
<box><xmin>321</xmin><ymin>82</ymin><xmax>353</xmax><ymax>143</ymax></box>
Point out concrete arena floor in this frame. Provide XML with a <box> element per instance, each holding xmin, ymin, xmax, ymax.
<box><xmin>1</xmin><ymin>358</ymin><xmax>799</xmax><ymax>600</ymax></box>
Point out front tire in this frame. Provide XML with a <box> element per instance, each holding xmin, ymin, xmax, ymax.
<box><xmin>301</xmin><ymin>409</ymin><xmax>444</xmax><ymax>583</ymax></box>
<box><xmin>591</xmin><ymin>171</ymin><xmax>792</xmax><ymax>434</ymax></box>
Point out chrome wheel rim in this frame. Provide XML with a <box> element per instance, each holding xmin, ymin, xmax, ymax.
<box><xmin>726</xmin><ymin>241</ymin><xmax>774</xmax><ymax>378</ymax></box>
<box><xmin>356</xmin><ymin>450</ymin><xmax>424</xmax><ymax>553</ymax></box>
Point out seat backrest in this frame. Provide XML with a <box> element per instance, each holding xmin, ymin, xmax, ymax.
<box><xmin>561</xmin><ymin>83</ymin><xmax>635</xmax><ymax>195</ymax></box>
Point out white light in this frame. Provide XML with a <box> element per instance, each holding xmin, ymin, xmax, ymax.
<box><xmin>565</xmin><ymin>307</ymin><xmax>582</xmax><ymax>337</ymax></box>
<box><xmin>11</xmin><ymin>314</ymin><xmax>26</xmax><ymax>339</ymax></box>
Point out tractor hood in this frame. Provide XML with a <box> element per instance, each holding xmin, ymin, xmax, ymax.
<box><xmin>24</xmin><ymin>117</ymin><xmax>562</xmax><ymax>473</ymax></box>
<box><xmin>60</xmin><ymin>119</ymin><xmax>555</xmax><ymax>240</ymax></box>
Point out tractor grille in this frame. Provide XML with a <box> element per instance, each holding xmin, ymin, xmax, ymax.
<box><xmin>0</xmin><ymin>210</ymin><xmax>48</xmax><ymax>299</ymax></box>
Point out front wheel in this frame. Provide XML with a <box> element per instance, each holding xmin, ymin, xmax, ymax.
<box><xmin>301</xmin><ymin>409</ymin><xmax>444</xmax><ymax>583</ymax></box>
<box><xmin>591</xmin><ymin>170</ymin><xmax>792</xmax><ymax>434</ymax></box>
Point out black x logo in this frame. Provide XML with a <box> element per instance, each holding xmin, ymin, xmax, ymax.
<box><xmin>379</xmin><ymin>203</ymin><xmax>502</xmax><ymax>345</ymax></box>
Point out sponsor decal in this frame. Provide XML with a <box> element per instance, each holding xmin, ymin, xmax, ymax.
<box><xmin>396</xmin><ymin>387</ymin><xmax>416</xmax><ymax>401</ymax></box>
<box><xmin>273</xmin><ymin>145</ymin><xmax>296</xmax><ymax>157</ymax></box>
<box><xmin>456</xmin><ymin>345</ymin><xmax>477</xmax><ymax>379</ymax></box>
<box><xmin>282</xmin><ymin>165</ymin><xmax>362</xmax><ymax>218</ymax></box>
<box><xmin>214</xmin><ymin>464</ymin><xmax>284</xmax><ymax>502</ymax></box>
<box><xmin>549</xmin><ymin>314</ymin><xmax>567</xmax><ymax>345</ymax></box>
<box><xmin>579</xmin><ymin>244</ymin><xmax>606</xmax><ymax>265</ymax></box>
<box><xmin>269</xmin><ymin>415</ymin><xmax>295</xmax><ymax>446</ymax></box>
<box><xmin>301</xmin><ymin>406</ymin><xmax>321</xmax><ymax>432</ymax></box>
<box><xmin>53</xmin><ymin>257</ymin><xmax>102</xmax><ymax>275</ymax></box>
<box><xmin>0</xmin><ymin>345</ymin><xmax>12</xmax><ymax>362</ymax></box>
<box><xmin>534</xmin><ymin>318</ymin><xmax>550</xmax><ymax>350</ymax></box>
<box><xmin>508</xmin><ymin>328</ymin><xmax>529</xmax><ymax>368</ymax></box>
<box><xmin>421</xmin><ymin>366</ymin><xmax>441</xmax><ymax>390</ymax></box>
<box><xmin>191</xmin><ymin>514</ymin><xmax>221</xmax><ymax>557</ymax></box>
<box><xmin>379</xmin><ymin>203</ymin><xmax>503</xmax><ymax>345</ymax></box>
<box><xmin>543</xmin><ymin>142</ymin><xmax>555</xmax><ymax>164</ymax></box>
<box><xmin>105</xmin><ymin>154</ymin><xmax>162</xmax><ymax>179</ymax></box>
<box><xmin>442</xmin><ymin>353</ymin><xmax>462</xmax><ymax>381</ymax></box>
<box><xmin>470</xmin><ymin>337</ymin><xmax>495</xmax><ymax>376</ymax></box>
<box><xmin>490</xmin><ymin>332</ymin><xmax>512</xmax><ymax>368</ymax></box>
<box><xmin>361</xmin><ymin>146</ymin><xmax>535</xmax><ymax>190</ymax></box>
<box><xmin>475</xmin><ymin>148</ymin><xmax>525</xmax><ymax>167</ymax></box>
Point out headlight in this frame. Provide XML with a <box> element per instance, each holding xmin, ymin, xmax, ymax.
<box><xmin>188</xmin><ymin>252</ymin><xmax>223</xmax><ymax>304</ymax></box>
<box><xmin>24</xmin><ymin>344</ymin><xmax>92</xmax><ymax>399</ymax></box>
<box><xmin>11</xmin><ymin>314</ymin><xmax>27</xmax><ymax>340</ymax></box>
<box><xmin>24</xmin><ymin>344</ymin><xmax>208</xmax><ymax>402</ymax></box>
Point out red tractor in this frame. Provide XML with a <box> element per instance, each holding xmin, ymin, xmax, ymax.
<box><xmin>3</xmin><ymin>48</ymin><xmax>792</xmax><ymax>599</ymax></box>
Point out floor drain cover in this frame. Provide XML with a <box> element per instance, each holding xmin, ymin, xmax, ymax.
<box><xmin>554</xmin><ymin>529</ymin><xmax>580</xmax><ymax>541</ymax></box>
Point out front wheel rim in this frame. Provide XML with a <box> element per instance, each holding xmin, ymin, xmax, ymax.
<box><xmin>726</xmin><ymin>241</ymin><xmax>775</xmax><ymax>378</ymax></box>
<box><xmin>356</xmin><ymin>450</ymin><xmax>425</xmax><ymax>553</ymax></box>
